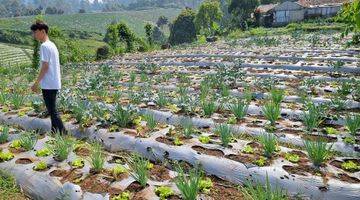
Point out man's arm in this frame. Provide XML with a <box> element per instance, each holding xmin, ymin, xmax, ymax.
<box><xmin>31</xmin><ymin>61</ymin><xmax>49</xmax><ymax>92</ymax></box>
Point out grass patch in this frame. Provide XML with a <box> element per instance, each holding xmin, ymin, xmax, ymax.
<box><xmin>0</xmin><ymin>170</ymin><xmax>27</xmax><ymax>200</ymax></box>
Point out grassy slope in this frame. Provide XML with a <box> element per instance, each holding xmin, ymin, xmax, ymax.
<box><xmin>0</xmin><ymin>8</ymin><xmax>180</xmax><ymax>36</ymax></box>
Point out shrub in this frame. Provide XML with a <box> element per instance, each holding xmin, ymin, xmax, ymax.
<box><xmin>303</xmin><ymin>140</ymin><xmax>332</xmax><ymax>167</ymax></box>
<box><xmin>96</xmin><ymin>45</ymin><xmax>112</xmax><ymax>60</ymax></box>
<box><xmin>169</xmin><ymin>8</ymin><xmax>197</xmax><ymax>45</ymax></box>
<box><xmin>259</xmin><ymin>133</ymin><xmax>277</xmax><ymax>158</ymax></box>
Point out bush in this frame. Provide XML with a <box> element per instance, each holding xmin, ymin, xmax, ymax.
<box><xmin>169</xmin><ymin>8</ymin><xmax>197</xmax><ymax>45</ymax></box>
<box><xmin>96</xmin><ymin>45</ymin><xmax>112</xmax><ymax>60</ymax></box>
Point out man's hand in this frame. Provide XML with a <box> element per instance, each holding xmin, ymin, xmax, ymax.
<box><xmin>31</xmin><ymin>82</ymin><xmax>39</xmax><ymax>93</ymax></box>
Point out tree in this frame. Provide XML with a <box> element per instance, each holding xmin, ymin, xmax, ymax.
<box><xmin>104</xmin><ymin>22</ymin><xmax>119</xmax><ymax>50</ymax></box>
<box><xmin>156</xmin><ymin>15</ymin><xmax>168</xmax><ymax>28</ymax></box>
<box><xmin>195</xmin><ymin>0</ymin><xmax>223</xmax><ymax>36</ymax></box>
<box><xmin>151</xmin><ymin>26</ymin><xmax>166</xmax><ymax>44</ymax></box>
<box><xmin>169</xmin><ymin>8</ymin><xmax>197</xmax><ymax>45</ymax></box>
<box><xmin>228</xmin><ymin>0</ymin><xmax>259</xmax><ymax>30</ymax></box>
<box><xmin>144</xmin><ymin>23</ymin><xmax>153</xmax><ymax>45</ymax></box>
<box><xmin>117</xmin><ymin>22</ymin><xmax>136</xmax><ymax>52</ymax></box>
<box><xmin>337</xmin><ymin>0</ymin><xmax>360</xmax><ymax>45</ymax></box>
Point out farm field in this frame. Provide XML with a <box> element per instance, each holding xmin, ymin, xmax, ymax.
<box><xmin>0</xmin><ymin>8</ymin><xmax>181</xmax><ymax>36</ymax></box>
<box><xmin>0</xmin><ymin>30</ymin><xmax>359</xmax><ymax>200</ymax></box>
<box><xmin>0</xmin><ymin>43</ymin><xmax>32</xmax><ymax>67</ymax></box>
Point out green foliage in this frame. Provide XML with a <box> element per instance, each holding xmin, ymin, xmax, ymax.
<box><xmin>324</xmin><ymin>127</ymin><xmax>339</xmax><ymax>135</ymax></box>
<box><xmin>96</xmin><ymin>45</ymin><xmax>112</xmax><ymax>60</ymax></box>
<box><xmin>127</xmin><ymin>154</ymin><xmax>149</xmax><ymax>187</ymax></box>
<box><xmin>47</xmin><ymin>134</ymin><xmax>75</xmax><ymax>162</ymax></box>
<box><xmin>259</xmin><ymin>133</ymin><xmax>277</xmax><ymax>158</ymax></box>
<box><xmin>284</xmin><ymin>153</ymin><xmax>300</xmax><ymax>163</ymax></box>
<box><xmin>169</xmin><ymin>8</ymin><xmax>197</xmax><ymax>45</ymax></box>
<box><xmin>175</xmin><ymin>164</ymin><xmax>202</xmax><ymax>200</ymax></box>
<box><xmin>301</xmin><ymin>102</ymin><xmax>323</xmax><ymax>133</ymax></box>
<box><xmin>198</xmin><ymin>135</ymin><xmax>210</xmax><ymax>144</ymax></box>
<box><xmin>118</xmin><ymin>22</ymin><xmax>136</xmax><ymax>52</ymax></box>
<box><xmin>229</xmin><ymin>99</ymin><xmax>249</xmax><ymax>120</ymax></box>
<box><xmin>269</xmin><ymin>89</ymin><xmax>284</xmax><ymax>106</ymax></box>
<box><xmin>254</xmin><ymin>156</ymin><xmax>267</xmax><ymax>167</ymax></box>
<box><xmin>10</xmin><ymin>140</ymin><xmax>21</xmax><ymax>149</ymax></box>
<box><xmin>0</xmin><ymin>126</ymin><xmax>9</xmax><ymax>144</ymax></box>
<box><xmin>262</xmin><ymin>101</ymin><xmax>281</xmax><ymax>127</ymax></box>
<box><xmin>144</xmin><ymin>23</ymin><xmax>153</xmax><ymax>45</ymax></box>
<box><xmin>181</xmin><ymin>118</ymin><xmax>194</xmax><ymax>138</ymax></box>
<box><xmin>216</xmin><ymin>124</ymin><xmax>233</xmax><ymax>147</ymax></box>
<box><xmin>112</xmin><ymin>105</ymin><xmax>135</xmax><ymax>128</ymax></box>
<box><xmin>195</xmin><ymin>0</ymin><xmax>223</xmax><ymax>36</ymax></box>
<box><xmin>155</xmin><ymin>186</ymin><xmax>174</xmax><ymax>200</ymax></box>
<box><xmin>19</xmin><ymin>132</ymin><xmax>37</xmax><ymax>151</ymax></box>
<box><xmin>0</xmin><ymin>151</ymin><xmax>14</xmax><ymax>162</ymax></box>
<box><xmin>33</xmin><ymin>161</ymin><xmax>47</xmax><ymax>171</ymax></box>
<box><xmin>144</xmin><ymin>114</ymin><xmax>157</xmax><ymax>131</ymax></box>
<box><xmin>337</xmin><ymin>0</ymin><xmax>360</xmax><ymax>44</ymax></box>
<box><xmin>228</xmin><ymin>0</ymin><xmax>259</xmax><ymax>30</ymax></box>
<box><xmin>201</xmin><ymin>99</ymin><xmax>217</xmax><ymax>117</ymax></box>
<box><xmin>345</xmin><ymin>114</ymin><xmax>360</xmax><ymax>136</ymax></box>
<box><xmin>71</xmin><ymin>158</ymin><xmax>85</xmax><ymax>168</ymax></box>
<box><xmin>10</xmin><ymin>94</ymin><xmax>27</xmax><ymax>110</ymax></box>
<box><xmin>303</xmin><ymin>140</ymin><xmax>332</xmax><ymax>167</ymax></box>
<box><xmin>242</xmin><ymin>174</ymin><xmax>288</xmax><ymax>200</ymax></box>
<box><xmin>112</xmin><ymin>165</ymin><xmax>127</xmax><ymax>176</ymax></box>
<box><xmin>35</xmin><ymin>148</ymin><xmax>51</xmax><ymax>157</ymax></box>
<box><xmin>104</xmin><ymin>23</ymin><xmax>119</xmax><ymax>50</ymax></box>
<box><xmin>243</xmin><ymin>145</ymin><xmax>254</xmax><ymax>154</ymax></box>
<box><xmin>90</xmin><ymin>142</ymin><xmax>105</xmax><ymax>172</ymax></box>
<box><xmin>111</xmin><ymin>191</ymin><xmax>130</xmax><ymax>200</ymax></box>
<box><xmin>341</xmin><ymin>160</ymin><xmax>360</xmax><ymax>172</ymax></box>
<box><xmin>199</xmin><ymin>177</ymin><xmax>213</xmax><ymax>193</ymax></box>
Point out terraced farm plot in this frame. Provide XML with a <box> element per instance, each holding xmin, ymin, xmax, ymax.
<box><xmin>0</xmin><ymin>8</ymin><xmax>180</xmax><ymax>36</ymax></box>
<box><xmin>0</xmin><ymin>43</ymin><xmax>32</xmax><ymax>67</ymax></box>
<box><xmin>0</xmin><ymin>31</ymin><xmax>360</xmax><ymax>200</ymax></box>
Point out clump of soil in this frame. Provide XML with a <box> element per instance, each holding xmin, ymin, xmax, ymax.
<box><xmin>49</xmin><ymin>169</ymin><xmax>68</xmax><ymax>177</ymax></box>
<box><xmin>301</xmin><ymin>134</ymin><xmax>337</xmax><ymax>143</ymax></box>
<box><xmin>205</xmin><ymin>175</ymin><xmax>245</xmax><ymax>200</ymax></box>
<box><xmin>156</xmin><ymin>136</ymin><xmax>174</xmax><ymax>145</ymax></box>
<box><xmin>79</xmin><ymin>174</ymin><xmax>121</xmax><ymax>194</ymax></box>
<box><xmin>126</xmin><ymin>181</ymin><xmax>148</xmax><ymax>193</ymax></box>
<box><xmin>74</xmin><ymin>146</ymin><xmax>90</xmax><ymax>157</ymax></box>
<box><xmin>336</xmin><ymin>173</ymin><xmax>360</xmax><ymax>184</ymax></box>
<box><xmin>150</xmin><ymin>164</ymin><xmax>171</xmax><ymax>181</ymax></box>
<box><xmin>15</xmin><ymin>158</ymin><xmax>33</xmax><ymax>164</ymax></box>
<box><xmin>192</xmin><ymin>146</ymin><xmax>224</xmax><ymax>157</ymax></box>
<box><xmin>282</xmin><ymin>165</ymin><xmax>325</xmax><ymax>177</ymax></box>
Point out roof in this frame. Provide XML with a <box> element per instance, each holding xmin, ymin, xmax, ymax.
<box><xmin>297</xmin><ymin>0</ymin><xmax>349</xmax><ymax>7</ymax></box>
<box><xmin>255</xmin><ymin>4</ymin><xmax>277</xmax><ymax>13</ymax></box>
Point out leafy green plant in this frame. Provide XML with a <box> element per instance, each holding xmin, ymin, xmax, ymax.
<box><xmin>199</xmin><ymin>177</ymin><xmax>213</xmax><ymax>193</ymax></box>
<box><xmin>254</xmin><ymin>156</ymin><xmax>267</xmax><ymax>167</ymax></box>
<box><xmin>344</xmin><ymin>136</ymin><xmax>356</xmax><ymax>145</ymax></box>
<box><xmin>113</xmin><ymin>105</ymin><xmax>135</xmax><ymax>128</ymax></box>
<box><xmin>175</xmin><ymin>164</ymin><xmax>202</xmax><ymax>200</ymax></box>
<box><xmin>144</xmin><ymin>114</ymin><xmax>157</xmax><ymax>131</ymax></box>
<box><xmin>174</xmin><ymin>137</ymin><xmax>183</xmax><ymax>146</ymax></box>
<box><xmin>303</xmin><ymin>140</ymin><xmax>332</xmax><ymax>167</ymax></box>
<box><xmin>285</xmin><ymin>153</ymin><xmax>299</xmax><ymax>163</ymax></box>
<box><xmin>33</xmin><ymin>161</ymin><xmax>47</xmax><ymax>171</ymax></box>
<box><xmin>112</xmin><ymin>165</ymin><xmax>127</xmax><ymax>176</ymax></box>
<box><xmin>155</xmin><ymin>186</ymin><xmax>174</xmax><ymax>200</ymax></box>
<box><xmin>201</xmin><ymin>99</ymin><xmax>217</xmax><ymax>117</ymax></box>
<box><xmin>47</xmin><ymin>134</ymin><xmax>75</xmax><ymax>162</ymax></box>
<box><xmin>198</xmin><ymin>135</ymin><xmax>210</xmax><ymax>144</ymax></box>
<box><xmin>345</xmin><ymin>114</ymin><xmax>360</xmax><ymax>136</ymax></box>
<box><xmin>262</xmin><ymin>101</ymin><xmax>281</xmax><ymax>127</ymax></box>
<box><xmin>341</xmin><ymin>160</ymin><xmax>360</xmax><ymax>172</ymax></box>
<box><xmin>301</xmin><ymin>104</ymin><xmax>323</xmax><ymax>133</ymax></box>
<box><xmin>19</xmin><ymin>132</ymin><xmax>37</xmax><ymax>151</ymax></box>
<box><xmin>324</xmin><ymin>127</ymin><xmax>339</xmax><ymax>135</ymax></box>
<box><xmin>259</xmin><ymin>133</ymin><xmax>277</xmax><ymax>158</ymax></box>
<box><xmin>181</xmin><ymin>118</ymin><xmax>194</xmax><ymax>139</ymax></box>
<box><xmin>243</xmin><ymin>145</ymin><xmax>254</xmax><ymax>154</ymax></box>
<box><xmin>156</xmin><ymin>90</ymin><xmax>169</xmax><ymax>107</ymax></box>
<box><xmin>0</xmin><ymin>151</ymin><xmax>14</xmax><ymax>161</ymax></box>
<box><xmin>127</xmin><ymin>153</ymin><xmax>149</xmax><ymax>187</ymax></box>
<box><xmin>35</xmin><ymin>148</ymin><xmax>51</xmax><ymax>157</ymax></box>
<box><xmin>10</xmin><ymin>140</ymin><xmax>21</xmax><ymax>149</ymax></box>
<box><xmin>229</xmin><ymin>99</ymin><xmax>249</xmax><ymax>120</ymax></box>
<box><xmin>90</xmin><ymin>142</ymin><xmax>105</xmax><ymax>173</ymax></box>
<box><xmin>0</xmin><ymin>126</ymin><xmax>9</xmax><ymax>144</ymax></box>
<box><xmin>242</xmin><ymin>173</ymin><xmax>288</xmax><ymax>200</ymax></box>
<box><xmin>10</xmin><ymin>94</ymin><xmax>27</xmax><ymax>110</ymax></box>
<box><xmin>216</xmin><ymin>124</ymin><xmax>232</xmax><ymax>147</ymax></box>
<box><xmin>269</xmin><ymin>89</ymin><xmax>284</xmax><ymax>106</ymax></box>
<box><xmin>111</xmin><ymin>191</ymin><xmax>130</xmax><ymax>200</ymax></box>
<box><xmin>71</xmin><ymin>158</ymin><xmax>85</xmax><ymax>168</ymax></box>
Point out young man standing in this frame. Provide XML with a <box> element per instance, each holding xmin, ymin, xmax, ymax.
<box><xmin>30</xmin><ymin>21</ymin><xmax>66</xmax><ymax>134</ymax></box>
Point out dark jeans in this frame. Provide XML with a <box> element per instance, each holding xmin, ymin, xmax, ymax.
<box><xmin>42</xmin><ymin>89</ymin><xmax>66</xmax><ymax>134</ymax></box>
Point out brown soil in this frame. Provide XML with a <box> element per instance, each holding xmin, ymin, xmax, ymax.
<box><xmin>336</xmin><ymin>173</ymin><xmax>360</xmax><ymax>184</ymax></box>
<box><xmin>15</xmin><ymin>158</ymin><xmax>33</xmax><ymax>164</ymax></box>
<box><xmin>74</xmin><ymin>146</ymin><xmax>90</xmax><ymax>157</ymax></box>
<box><xmin>206</xmin><ymin>176</ymin><xmax>245</xmax><ymax>200</ymax></box>
<box><xmin>150</xmin><ymin>164</ymin><xmax>171</xmax><ymax>181</ymax></box>
<box><xmin>59</xmin><ymin>169</ymin><xmax>84</xmax><ymax>184</ymax></box>
<box><xmin>155</xmin><ymin>136</ymin><xmax>174</xmax><ymax>146</ymax></box>
<box><xmin>282</xmin><ymin>165</ymin><xmax>325</xmax><ymax>177</ymax></box>
<box><xmin>103</xmin><ymin>170</ymin><xmax>128</xmax><ymax>181</ymax></box>
<box><xmin>301</xmin><ymin>134</ymin><xmax>337</xmax><ymax>143</ymax></box>
<box><xmin>330</xmin><ymin>159</ymin><xmax>360</xmax><ymax>173</ymax></box>
<box><xmin>49</xmin><ymin>169</ymin><xmax>68</xmax><ymax>177</ymax></box>
<box><xmin>126</xmin><ymin>181</ymin><xmax>147</xmax><ymax>193</ymax></box>
<box><xmin>226</xmin><ymin>154</ymin><xmax>272</xmax><ymax>167</ymax></box>
<box><xmin>280</xmin><ymin>128</ymin><xmax>303</xmax><ymax>135</ymax></box>
<box><xmin>108</xmin><ymin>155</ymin><xmax>127</xmax><ymax>165</ymax></box>
<box><xmin>247</xmin><ymin>141</ymin><xmax>261</xmax><ymax>149</ymax></box>
<box><xmin>79</xmin><ymin>174</ymin><xmax>122</xmax><ymax>194</ymax></box>
<box><xmin>191</xmin><ymin>145</ymin><xmax>224</xmax><ymax>157</ymax></box>
<box><xmin>9</xmin><ymin>147</ymin><xmax>26</xmax><ymax>154</ymax></box>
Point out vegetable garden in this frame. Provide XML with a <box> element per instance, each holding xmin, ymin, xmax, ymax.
<box><xmin>0</xmin><ymin>32</ymin><xmax>359</xmax><ymax>200</ymax></box>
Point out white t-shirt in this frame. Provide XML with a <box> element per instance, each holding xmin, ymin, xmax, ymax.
<box><xmin>40</xmin><ymin>40</ymin><xmax>61</xmax><ymax>90</ymax></box>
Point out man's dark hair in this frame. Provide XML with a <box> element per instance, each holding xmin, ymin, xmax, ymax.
<box><xmin>30</xmin><ymin>21</ymin><xmax>49</xmax><ymax>34</ymax></box>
